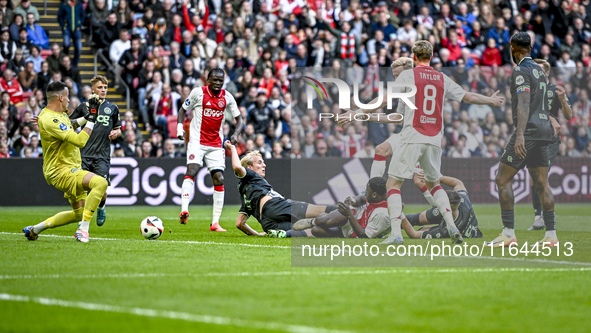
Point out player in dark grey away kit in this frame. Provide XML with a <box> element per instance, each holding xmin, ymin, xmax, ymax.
<box><xmin>485</xmin><ymin>32</ymin><xmax>560</xmax><ymax>248</ymax></box>
<box><xmin>70</xmin><ymin>75</ymin><xmax>121</xmax><ymax>226</ymax></box>
<box><xmin>527</xmin><ymin>59</ymin><xmax>573</xmax><ymax>231</ymax></box>
<box><xmin>224</xmin><ymin>140</ymin><xmax>334</xmax><ymax>238</ymax></box>
<box><xmin>401</xmin><ymin>174</ymin><xmax>482</xmax><ymax>239</ymax></box>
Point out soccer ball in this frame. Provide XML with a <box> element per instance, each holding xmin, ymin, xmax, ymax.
<box><xmin>140</xmin><ymin>216</ymin><xmax>164</xmax><ymax>240</ymax></box>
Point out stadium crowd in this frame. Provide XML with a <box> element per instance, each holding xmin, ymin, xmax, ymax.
<box><xmin>0</xmin><ymin>0</ymin><xmax>590</xmax><ymax>160</ymax></box>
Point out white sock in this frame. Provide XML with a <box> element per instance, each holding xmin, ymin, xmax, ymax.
<box><xmin>212</xmin><ymin>189</ymin><xmax>224</xmax><ymax>224</ymax></box>
<box><xmin>419</xmin><ymin>186</ymin><xmax>437</xmax><ymax>207</ymax></box>
<box><xmin>370</xmin><ymin>155</ymin><xmax>387</xmax><ymax>178</ymax></box>
<box><xmin>79</xmin><ymin>221</ymin><xmax>90</xmax><ymax>232</ymax></box>
<box><xmin>545</xmin><ymin>230</ymin><xmax>557</xmax><ymax>238</ymax></box>
<box><xmin>430</xmin><ymin>185</ymin><xmax>456</xmax><ymax>232</ymax></box>
<box><xmin>387</xmin><ymin>188</ymin><xmax>403</xmax><ymax>238</ymax></box>
<box><xmin>181</xmin><ymin>177</ymin><xmax>194</xmax><ymax>213</ymax></box>
<box><xmin>33</xmin><ymin>221</ymin><xmax>47</xmax><ymax>234</ymax></box>
<box><xmin>503</xmin><ymin>228</ymin><xmax>515</xmax><ymax>238</ymax></box>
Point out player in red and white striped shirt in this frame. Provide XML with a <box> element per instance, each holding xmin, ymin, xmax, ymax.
<box><xmin>342</xmin><ymin>41</ymin><xmax>503</xmax><ymax>245</ymax></box>
<box><xmin>176</xmin><ymin>68</ymin><xmax>244</xmax><ymax>231</ymax></box>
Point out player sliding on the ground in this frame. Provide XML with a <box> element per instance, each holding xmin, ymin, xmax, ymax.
<box><xmin>177</xmin><ymin>68</ymin><xmax>244</xmax><ymax>231</ymax></box>
<box><xmin>293</xmin><ymin>177</ymin><xmax>390</xmax><ymax>238</ymax></box>
<box><xmin>401</xmin><ymin>173</ymin><xmax>482</xmax><ymax>239</ymax></box>
<box><xmin>69</xmin><ymin>75</ymin><xmax>121</xmax><ymax>227</ymax></box>
<box><xmin>527</xmin><ymin>59</ymin><xmax>572</xmax><ymax>231</ymax></box>
<box><xmin>23</xmin><ymin>82</ymin><xmax>108</xmax><ymax>243</ymax></box>
<box><xmin>341</xmin><ymin>40</ymin><xmax>503</xmax><ymax>245</ymax></box>
<box><xmin>225</xmin><ymin>140</ymin><xmax>335</xmax><ymax>238</ymax></box>
<box><xmin>485</xmin><ymin>32</ymin><xmax>560</xmax><ymax>248</ymax></box>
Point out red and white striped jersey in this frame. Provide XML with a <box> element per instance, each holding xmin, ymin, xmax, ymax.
<box><xmin>184</xmin><ymin>85</ymin><xmax>240</xmax><ymax>148</ymax></box>
<box><xmin>395</xmin><ymin>65</ymin><xmax>466</xmax><ymax>146</ymax></box>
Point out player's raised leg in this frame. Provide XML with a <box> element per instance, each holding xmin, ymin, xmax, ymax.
<box><xmin>210</xmin><ymin>169</ymin><xmax>226</xmax><ymax>232</ymax></box>
<box><xmin>370</xmin><ymin>141</ymin><xmax>392</xmax><ymax>178</ymax></box>
<box><xmin>180</xmin><ymin>163</ymin><xmax>199</xmax><ymax>224</ymax></box>
<box><xmin>413</xmin><ymin>169</ymin><xmax>437</xmax><ymax>207</ymax></box>
<box><xmin>529</xmin><ymin>166</ymin><xmax>558</xmax><ymax>246</ymax></box>
<box><xmin>486</xmin><ymin>162</ymin><xmax>520</xmax><ymax>247</ymax></box>
<box><xmin>24</xmin><ymin>206</ymin><xmax>84</xmax><ymax>241</ymax></box>
<box><xmin>76</xmin><ymin>172</ymin><xmax>108</xmax><ymax>242</ymax></box>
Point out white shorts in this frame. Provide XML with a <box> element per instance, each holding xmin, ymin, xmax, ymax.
<box><xmin>388</xmin><ymin>143</ymin><xmax>442</xmax><ymax>183</ymax></box>
<box><xmin>186</xmin><ymin>141</ymin><xmax>226</xmax><ymax>171</ymax></box>
<box><xmin>385</xmin><ymin>133</ymin><xmax>400</xmax><ymax>152</ymax></box>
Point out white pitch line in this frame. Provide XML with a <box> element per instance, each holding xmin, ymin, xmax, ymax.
<box><xmin>1</xmin><ymin>267</ymin><xmax>590</xmax><ymax>281</ymax></box>
<box><xmin>0</xmin><ymin>232</ymin><xmax>290</xmax><ymax>249</ymax></box>
<box><xmin>2</xmin><ymin>232</ymin><xmax>590</xmax><ymax>266</ymax></box>
<box><xmin>0</xmin><ymin>293</ymin><xmax>350</xmax><ymax>333</ymax></box>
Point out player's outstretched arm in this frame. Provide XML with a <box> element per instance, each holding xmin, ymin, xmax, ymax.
<box><xmin>235</xmin><ymin>213</ymin><xmax>266</xmax><ymax>236</ymax></box>
<box><xmin>401</xmin><ymin>217</ymin><xmax>421</xmax><ymax>239</ymax></box>
<box><xmin>439</xmin><ymin>176</ymin><xmax>467</xmax><ymax>192</ymax></box>
<box><xmin>462</xmin><ymin>90</ymin><xmax>504</xmax><ymax>107</ymax></box>
<box><xmin>230</xmin><ymin>115</ymin><xmax>243</xmax><ymax>144</ymax></box>
<box><xmin>225</xmin><ymin>141</ymin><xmax>246</xmax><ymax>178</ymax></box>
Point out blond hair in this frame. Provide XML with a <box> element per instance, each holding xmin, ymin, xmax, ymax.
<box><xmin>90</xmin><ymin>75</ymin><xmax>108</xmax><ymax>87</ymax></box>
<box><xmin>412</xmin><ymin>41</ymin><xmax>433</xmax><ymax>61</ymax></box>
<box><xmin>534</xmin><ymin>59</ymin><xmax>551</xmax><ymax>75</ymax></box>
<box><xmin>390</xmin><ymin>57</ymin><xmax>414</xmax><ymax>70</ymax></box>
<box><xmin>240</xmin><ymin>150</ymin><xmax>262</xmax><ymax>168</ymax></box>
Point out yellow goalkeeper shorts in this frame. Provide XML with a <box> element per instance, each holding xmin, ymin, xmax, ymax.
<box><xmin>51</xmin><ymin>167</ymin><xmax>90</xmax><ymax>204</ymax></box>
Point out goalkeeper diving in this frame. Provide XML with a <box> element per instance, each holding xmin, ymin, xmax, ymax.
<box><xmin>23</xmin><ymin>82</ymin><xmax>108</xmax><ymax>243</ymax></box>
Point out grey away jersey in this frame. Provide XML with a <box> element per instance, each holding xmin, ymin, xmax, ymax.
<box><xmin>547</xmin><ymin>82</ymin><xmax>571</xmax><ymax>142</ymax></box>
<box><xmin>509</xmin><ymin>57</ymin><xmax>553</xmax><ymax>141</ymax></box>
<box><xmin>70</xmin><ymin>100</ymin><xmax>121</xmax><ymax>159</ymax></box>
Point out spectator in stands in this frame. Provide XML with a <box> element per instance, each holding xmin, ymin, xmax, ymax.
<box><xmin>9</xmin><ymin>14</ymin><xmax>24</xmax><ymax>42</ymax></box>
<box><xmin>132</xmin><ymin>16</ymin><xmax>148</xmax><ymax>44</ymax></box>
<box><xmin>7</xmin><ymin>49</ymin><xmax>25</xmax><ymax>75</ymax></box>
<box><xmin>98</xmin><ymin>12</ymin><xmax>121</xmax><ymax>52</ymax></box>
<box><xmin>161</xmin><ymin>139</ymin><xmax>181</xmax><ymax>158</ymax></box>
<box><xmin>566</xmin><ymin>136</ymin><xmax>582</xmax><ymax>157</ymax></box>
<box><xmin>123</xmin><ymin>130</ymin><xmax>140</xmax><ymax>156</ymax></box>
<box><xmin>25</xmin><ymin>134</ymin><xmax>41</xmax><ymax>157</ymax></box>
<box><xmin>26</xmin><ymin>13</ymin><xmax>49</xmax><ymax>50</ymax></box>
<box><xmin>0</xmin><ymin>29</ymin><xmax>16</xmax><ymax>65</ymax></box>
<box><xmin>13</xmin><ymin>123</ymin><xmax>33</xmax><ymax>153</ymax></box>
<box><xmin>556</xmin><ymin>51</ymin><xmax>576</xmax><ymax>81</ymax></box>
<box><xmin>18</xmin><ymin>61</ymin><xmax>37</xmax><ymax>92</ymax></box>
<box><xmin>247</xmin><ymin>92</ymin><xmax>277</xmax><ymax>134</ymax></box>
<box><xmin>149</xmin><ymin>130</ymin><xmax>163</xmax><ymax>157</ymax></box>
<box><xmin>208</xmin><ymin>17</ymin><xmax>225</xmax><ymax>43</ymax></box>
<box><xmin>59</xmin><ymin>55</ymin><xmax>81</xmax><ymax>88</ymax></box>
<box><xmin>168</xmin><ymin>42</ymin><xmax>185</xmax><ymax>71</ymax></box>
<box><xmin>0</xmin><ymin>69</ymin><xmax>23</xmax><ymax>104</ymax></box>
<box><xmin>110</xmin><ymin>29</ymin><xmax>131</xmax><ymax>82</ymax></box>
<box><xmin>487</xmin><ymin>17</ymin><xmax>510</xmax><ymax>48</ymax></box>
<box><xmin>58</xmin><ymin>0</ymin><xmax>84</xmax><ymax>66</ymax></box>
<box><xmin>582</xmin><ymin>141</ymin><xmax>591</xmax><ymax>157</ymax></box>
<box><xmin>561</xmin><ymin>34</ymin><xmax>581</xmax><ymax>61</ymax></box>
<box><xmin>449</xmin><ymin>135</ymin><xmax>470</xmax><ymax>158</ymax></box>
<box><xmin>118</xmin><ymin>36</ymin><xmax>147</xmax><ymax>93</ymax></box>
<box><xmin>15</xmin><ymin>0</ymin><xmax>39</xmax><ymax>22</ymax></box>
<box><xmin>120</xmin><ymin>110</ymin><xmax>139</xmax><ymax>136</ymax></box>
<box><xmin>25</xmin><ymin>45</ymin><xmax>43</xmax><ymax>73</ymax></box>
<box><xmin>0</xmin><ymin>142</ymin><xmax>10</xmax><ymax>158</ymax></box>
<box><xmin>46</xmin><ymin>43</ymin><xmax>64</xmax><ymax>75</ymax></box>
<box><xmin>152</xmin><ymin>83</ymin><xmax>180</xmax><ymax>138</ymax></box>
<box><xmin>115</xmin><ymin>0</ymin><xmax>133</xmax><ymax>29</ymax></box>
<box><xmin>79</xmin><ymin>85</ymin><xmax>92</xmax><ymax>102</ymax></box>
<box><xmin>139</xmin><ymin>140</ymin><xmax>154</xmax><ymax>158</ymax></box>
<box><xmin>181</xmin><ymin>59</ymin><xmax>200</xmax><ymax>86</ymax></box>
<box><xmin>196</xmin><ymin>28</ymin><xmax>217</xmax><ymax>59</ymax></box>
<box><xmin>482</xmin><ymin>38</ymin><xmax>502</xmax><ymax>67</ymax></box>
<box><xmin>372</xmin><ymin>11</ymin><xmax>397</xmax><ymax>42</ymax></box>
<box><xmin>21</xmin><ymin>94</ymin><xmax>41</xmax><ymax>120</ymax></box>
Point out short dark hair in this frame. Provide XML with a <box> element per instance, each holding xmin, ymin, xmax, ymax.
<box><xmin>368</xmin><ymin>177</ymin><xmax>387</xmax><ymax>196</ymax></box>
<box><xmin>446</xmin><ymin>190</ymin><xmax>461</xmax><ymax>207</ymax></box>
<box><xmin>510</xmin><ymin>32</ymin><xmax>531</xmax><ymax>49</ymax></box>
<box><xmin>46</xmin><ymin>81</ymin><xmax>68</xmax><ymax>100</ymax></box>
<box><xmin>208</xmin><ymin>67</ymin><xmax>225</xmax><ymax>79</ymax></box>
<box><xmin>19</xmin><ymin>27</ymin><xmax>27</xmax><ymax>33</ymax></box>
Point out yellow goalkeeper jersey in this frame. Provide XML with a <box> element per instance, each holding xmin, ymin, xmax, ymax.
<box><xmin>38</xmin><ymin>107</ymin><xmax>90</xmax><ymax>184</ymax></box>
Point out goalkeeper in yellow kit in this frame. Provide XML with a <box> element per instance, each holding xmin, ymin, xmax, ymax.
<box><xmin>23</xmin><ymin>81</ymin><xmax>108</xmax><ymax>243</ymax></box>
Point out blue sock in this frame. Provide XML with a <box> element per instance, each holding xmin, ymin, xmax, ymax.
<box><xmin>543</xmin><ymin>211</ymin><xmax>556</xmax><ymax>231</ymax></box>
<box><xmin>502</xmin><ymin>210</ymin><xmax>514</xmax><ymax>229</ymax></box>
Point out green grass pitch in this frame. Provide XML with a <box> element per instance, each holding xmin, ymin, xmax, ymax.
<box><xmin>1</xmin><ymin>204</ymin><xmax>590</xmax><ymax>332</ymax></box>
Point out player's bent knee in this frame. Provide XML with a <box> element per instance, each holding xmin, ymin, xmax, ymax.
<box><xmin>73</xmin><ymin>207</ymin><xmax>84</xmax><ymax>220</ymax></box>
<box><xmin>90</xmin><ymin>176</ymin><xmax>108</xmax><ymax>193</ymax></box>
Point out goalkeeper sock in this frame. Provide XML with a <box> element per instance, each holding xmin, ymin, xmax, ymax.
<box><xmin>419</xmin><ymin>185</ymin><xmax>437</xmax><ymax>207</ymax></box>
<box><xmin>181</xmin><ymin>176</ymin><xmax>194</xmax><ymax>213</ymax></box>
<box><xmin>386</xmin><ymin>188</ymin><xmax>403</xmax><ymax>238</ymax></box>
<box><xmin>83</xmin><ymin>176</ymin><xmax>108</xmax><ymax>223</ymax></box>
<box><xmin>370</xmin><ymin>154</ymin><xmax>387</xmax><ymax>178</ymax></box>
<box><xmin>33</xmin><ymin>208</ymin><xmax>83</xmax><ymax>234</ymax></box>
<box><xmin>212</xmin><ymin>185</ymin><xmax>224</xmax><ymax>224</ymax></box>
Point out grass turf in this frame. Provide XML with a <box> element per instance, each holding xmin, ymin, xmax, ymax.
<box><xmin>1</xmin><ymin>204</ymin><xmax>590</xmax><ymax>332</ymax></box>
